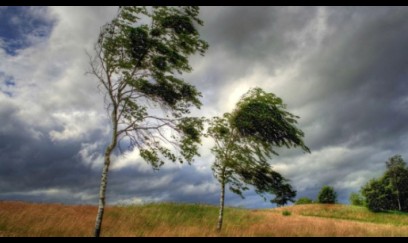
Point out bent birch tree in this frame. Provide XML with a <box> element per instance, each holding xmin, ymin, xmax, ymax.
<box><xmin>89</xmin><ymin>6</ymin><xmax>208</xmax><ymax>237</ymax></box>
<box><xmin>207</xmin><ymin>88</ymin><xmax>310</xmax><ymax>231</ymax></box>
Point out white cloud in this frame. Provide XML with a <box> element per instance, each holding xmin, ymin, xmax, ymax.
<box><xmin>113</xmin><ymin>196</ymin><xmax>163</xmax><ymax>205</ymax></box>
<box><xmin>0</xmin><ymin>7</ymin><xmax>117</xmax><ymax>135</ymax></box>
<box><xmin>178</xmin><ymin>181</ymin><xmax>218</xmax><ymax>196</ymax></box>
<box><xmin>49</xmin><ymin>111</ymin><xmax>109</xmax><ymax>142</ymax></box>
<box><xmin>272</xmin><ymin>145</ymin><xmax>386</xmax><ymax>191</ymax></box>
<box><xmin>78</xmin><ymin>142</ymin><xmax>105</xmax><ymax>169</ymax></box>
<box><xmin>111</xmin><ymin>147</ymin><xmax>152</xmax><ymax>171</ymax></box>
<box><xmin>4</xmin><ymin>188</ymin><xmax>97</xmax><ymax>202</ymax></box>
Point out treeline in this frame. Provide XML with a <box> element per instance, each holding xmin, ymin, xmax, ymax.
<box><xmin>295</xmin><ymin>185</ymin><xmax>337</xmax><ymax>205</ymax></box>
<box><xmin>350</xmin><ymin>155</ymin><xmax>408</xmax><ymax>212</ymax></box>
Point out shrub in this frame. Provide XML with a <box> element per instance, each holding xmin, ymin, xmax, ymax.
<box><xmin>318</xmin><ymin>185</ymin><xmax>337</xmax><ymax>204</ymax></box>
<box><xmin>295</xmin><ymin>197</ymin><xmax>313</xmax><ymax>205</ymax></box>
<box><xmin>349</xmin><ymin>192</ymin><xmax>365</xmax><ymax>206</ymax></box>
<box><xmin>282</xmin><ymin>210</ymin><xmax>291</xmax><ymax>216</ymax></box>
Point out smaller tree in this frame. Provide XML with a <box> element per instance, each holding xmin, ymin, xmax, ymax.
<box><xmin>360</xmin><ymin>155</ymin><xmax>408</xmax><ymax>212</ymax></box>
<box><xmin>207</xmin><ymin>88</ymin><xmax>309</xmax><ymax>232</ymax></box>
<box><xmin>271</xmin><ymin>183</ymin><xmax>297</xmax><ymax>207</ymax></box>
<box><xmin>385</xmin><ymin>155</ymin><xmax>407</xmax><ymax>211</ymax></box>
<box><xmin>295</xmin><ymin>197</ymin><xmax>313</xmax><ymax>205</ymax></box>
<box><xmin>361</xmin><ymin>178</ymin><xmax>395</xmax><ymax>212</ymax></box>
<box><xmin>317</xmin><ymin>185</ymin><xmax>337</xmax><ymax>204</ymax></box>
<box><xmin>349</xmin><ymin>192</ymin><xmax>365</xmax><ymax>206</ymax></box>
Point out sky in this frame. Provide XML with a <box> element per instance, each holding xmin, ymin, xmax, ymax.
<box><xmin>1</xmin><ymin>6</ymin><xmax>408</xmax><ymax>208</ymax></box>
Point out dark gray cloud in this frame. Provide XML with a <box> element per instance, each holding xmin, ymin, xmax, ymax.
<box><xmin>1</xmin><ymin>6</ymin><xmax>408</xmax><ymax>208</ymax></box>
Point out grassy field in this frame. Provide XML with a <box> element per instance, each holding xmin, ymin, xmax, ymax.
<box><xmin>1</xmin><ymin>201</ymin><xmax>408</xmax><ymax>236</ymax></box>
<box><xmin>278</xmin><ymin>204</ymin><xmax>408</xmax><ymax>226</ymax></box>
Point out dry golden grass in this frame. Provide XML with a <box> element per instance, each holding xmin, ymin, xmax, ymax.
<box><xmin>1</xmin><ymin>201</ymin><xmax>408</xmax><ymax>237</ymax></box>
<box><xmin>0</xmin><ymin>201</ymin><xmax>96</xmax><ymax>236</ymax></box>
<box><xmin>276</xmin><ymin>204</ymin><xmax>408</xmax><ymax>226</ymax></box>
<box><xmin>249</xmin><ymin>210</ymin><xmax>408</xmax><ymax>236</ymax></box>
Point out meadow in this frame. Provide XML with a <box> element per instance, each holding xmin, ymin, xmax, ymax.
<box><xmin>1</xmin><ymin>201</ymin><xmax>408</xmax><ymax>236</ymax></box>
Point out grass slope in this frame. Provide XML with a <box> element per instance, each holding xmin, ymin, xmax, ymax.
<box><xmin>1</xmin><ymin>201</ymin><xmax>408</xmax><ymax>236</ymax></box>
<box><xmin>280</xmin><ymin>204</ymin><xmax>408</xmax><ymax>226</ymax></box>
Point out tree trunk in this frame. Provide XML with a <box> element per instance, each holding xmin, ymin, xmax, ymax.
<box><xmin>216</xmin><ymin>168</ymin><xmax>226</xmax><ymax>232</ymax></box>
<box><xmin>396</xmin><ymin>189</ymin><xmax>402</xmax><ymax>211</ymax></box>
<box><xmin>393</xmin><ymin>175</ymin><xmax>402</xmax><ymax>211</ymax></box>
<box><xmin>94</xmin><ymin>108</ymin><xmax>118</xmax><ymax>237</ymax></box>
<box><xmin>94</xmin><ymin>146</ymin><xmax>114</xmax><ymax>237</ymax></box>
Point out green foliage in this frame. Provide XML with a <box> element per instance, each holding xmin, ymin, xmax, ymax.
<box><xmin>349</xmin><ymin>192</ymin><xmax>365</xmax><ymax>206</ymax></box>
<box><xmin>361</xmin><ymin>155</ymin><xmax>408</xmax><ymax>212</ymax></box>
<box><xmin>385</xmin><ymin>155</ymin><xmax>408</xmax><ymax>211</ymax></box>
<box><xmin>295</xmin><ymin>197</ymin><xmax>313</xmax><ymax>205</ymax></box>
<box><xmin>230</xmin><ymin>88</ymin><xmax>310</xmax><ymax>153</ymax></box>
<box><xmin>317</xmin><ymin>186</ymin><xmax>337</xmax><ymax>204</ymax></box>
<box><xmin>282</xmin><ymin>210</ymin><xmax>291</xmax><ymax>216</ymax></box>
<box><xmin>271</xmin><ymin>183</ymin><xmax>297</xmax><ymax>207</ymax></box>
<box><xmin>362</xmin><ymin>178</ymin><xmax>395</xmax><ymax>212</ymax></box>
<box><xmin>91</xmin><ymin>6</ymin><xmax>208</xmax><ymax>168</ymax></box>
<box><xmin>207</xmin><ymin>88</ymin><xmax>309</xmax><ymax>203</ymax></box>
<box><xmin>386</xmin><ymin>155</ymin><xmax>406</xmax><ymax>169</ymax></box>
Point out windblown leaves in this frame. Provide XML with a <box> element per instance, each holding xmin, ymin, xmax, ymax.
<box><xmin>93</xmin><ymin>6</ymin><xmax>208</xmax><ymax>168</ymax></box>
<box><xmin>207</xmin><ymin>88</ymin><xmax>309</xmax><ymax>205</ymax></box>
<box><xmin>231</xmin><ymin>88</ymin><xmax>310</xmax><ymax>152</ymax></box>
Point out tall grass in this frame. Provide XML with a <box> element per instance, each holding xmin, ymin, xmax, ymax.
<box><xmin>278</xmin><ymin>204</ymin><xmax>408</xmax><ymax>226</ymax></box>
<box><xmin>1</xmin><ymin>201</ymin><xmax>408</xmax><ymax>236</ymax></box>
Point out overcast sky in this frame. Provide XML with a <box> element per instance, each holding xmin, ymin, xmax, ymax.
<box><xmin>1</xmin><ymin>6</ymin><xmax>408</xmax><ymax>208</ymax></box>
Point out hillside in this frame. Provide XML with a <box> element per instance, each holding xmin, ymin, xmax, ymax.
<box><xmin>1</xmin><ymin>201</ymin><xmax>408</xmax><ymax>236</ymax></box>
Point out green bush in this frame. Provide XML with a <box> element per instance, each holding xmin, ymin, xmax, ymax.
<box><xmin>349</xmin><ymin>192</ymin><xmax>365</xmax><ymax>206</ymax></box>
<box><xmin>282</xmin><ymin>210</ymin><xmax>291</xmax><ymax>216</ymax></box>
<box><xmin>295</xmin><ymin>197</ymin><xmax>313</xmax><ymax>205</ymax></box>
<box><xmin>318</xmin><ymin>185</ymin><xmax>337</xmax><ymax>204</ymax></box>
<box><xmin>361</xmin><ymin>178</ymin><xmax>397</xmax><ymax>212</ymax></box>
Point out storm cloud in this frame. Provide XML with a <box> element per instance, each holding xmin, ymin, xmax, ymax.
<box><xmin>1</xmin><ymin>6</ymin><xmax>408</xmax><ymax>208</ymax></box>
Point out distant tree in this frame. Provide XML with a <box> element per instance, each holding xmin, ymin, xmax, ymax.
<box><xmin>271</xmin><ymin>183</ymin><xmax>297</xmax><ymax>207</ymax></box>
<box><xmin>207</xmin><ymin>88</ymin><xmax>310</xmax><ymax>232</ymax></box>
<box><xmin>349</xmin><ymin>192</ymin><xmax>365</xmax><ymax>206</ymax></box>
<box><xmin>361</xmin><ymin>155</ymin><xmax>408</xmax><ymax>212</ymax></box>
<box><xmin>385</xmin><ymin>155</ymin><xmax>407</xmax><ymax>211</ymax></box>
<box><xmin>295</xmin><ymin>197</ymin><xmax>313</xmax><ymax>205</ymax></box>
<box><xmin>89</xmin><ymin>6</ymin><xmax>208</xmax><ymax>237</ymax></box>
<box><xmin>361</xmin><ymin>178</ymin><xmax>395</xmax><ymax>212</ymax></box>
<box><xmin>317</xmin><ymin>186</ymin><xmax>337</xmax><ymax>204</ymax></box>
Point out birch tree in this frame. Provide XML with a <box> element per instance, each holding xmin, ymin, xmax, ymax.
<box><xmin>385</xmin><ymin>155</ymin><xmax>406</xmax><ymax>211</ymax></box>
<box><xmin>89</xmin><ymin>6</ymin><xmax>208</xmax><ymax>237</ymax></box>
<box><xmin>207</xmin><ymin>88</ymin><xmax>309</xmax><ymax>232</ymax></box>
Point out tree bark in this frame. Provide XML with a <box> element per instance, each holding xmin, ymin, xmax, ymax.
<box><xmin>94</xmin><ymin>108</ymin><xmax>118</xmax><ymax>237</ymax></box>
<box><xmin>396</xmin><ymin>189</ymin><xmax>402</xmax><ymax>211</ymax></box>
<box><xmin>392</xmin><ymin>175</ymin><xmax>402</xmax><ymax>211</ymax></box>
<box><xmin>216</xmin><ymin>167</ymin><xmax>226</xmax><ymax>232</ymax></box>
<box><xmin>94</xmin><ymin>146</ymin><xmax>113</xmax><ymax>237</ymax></box>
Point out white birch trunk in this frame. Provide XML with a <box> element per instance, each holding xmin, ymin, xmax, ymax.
<box><xmin>216</xmin><ymin>167</ymin><xmax>226</xmax><ymax>232</ymax></box>
<box><xmin>94</xmin><ymin>108</ymin><xmax>118</xmax><ymax>237</ymax></box>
